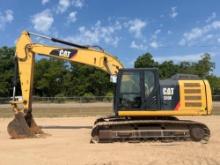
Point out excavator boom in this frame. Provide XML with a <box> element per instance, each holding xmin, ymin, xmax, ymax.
<box><xmin>8</xmin><ymin>31</ymin><xmax>123</xmax><ymax>138</ymax></box>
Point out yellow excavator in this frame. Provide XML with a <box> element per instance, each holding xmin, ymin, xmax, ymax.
<box><xmin>8</xmin><ymin>31</ymin><xmax>212</xmax><ymax>143</ymax></box>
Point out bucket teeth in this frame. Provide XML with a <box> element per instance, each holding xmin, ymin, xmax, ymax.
<box><xmin>29</xmin><ymin>118</ymin><xmax>44</xmax><ymax>134</ymax></box>
<box><xmin>7</xmin><ymin>112</ymin><xmax>44</xmax><ymax>139</ymax></box>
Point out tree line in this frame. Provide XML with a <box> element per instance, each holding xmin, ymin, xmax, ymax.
<box><xmin>134</xmin><ymin>52</ymin><xmax>220</xmax><ymax>95</ymax></box>
<box><xmin>0</xmin><ymin>46</ymin><xmax>220</xmax><ymax>97</ymax></box>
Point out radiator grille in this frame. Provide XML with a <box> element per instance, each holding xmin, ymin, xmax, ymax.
<box><xmin>185</xmin><ymin>96</ymin><xmax>201</xmax><ymax>100</ymax></box>
<box><xmin>185</xmin><ymin>102</ymin><xmax>202</xmax><ymax>107</ymax></box>
<box><xmin>184</xmin><ymin>89</ymin><xmax>201</xmax><ymax>93</ymax></box>
<box><xmin>183</xmin><ymin>82</ymin><xmax>202</xmax><ymax>108</ymax></box>
<box><xmin>184</xmin><ymin>83</ymin><xmax>200</xmax><ymax>87</ymax></box>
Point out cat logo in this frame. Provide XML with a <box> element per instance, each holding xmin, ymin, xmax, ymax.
<box><xmin>49</xmin><ymin>49</ymin><xmax>77</xmax><ymax>58</ymax></box>
<box><xmin>163</xmin><ymin>88</ymin><xmax>174</xmax><ymax>95</ymax></box>
<box><xmin>59</xmin><ymin>50</ymin><xmax>72</xmax><ymax>58</ymax></box>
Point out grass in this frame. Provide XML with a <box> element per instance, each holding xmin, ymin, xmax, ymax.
<box><xmin>0</xmin><ymin>103</ymin><xmax>219</xmax><ymax>118</ymax></box>
<box><xmin>0</xmin><ymin>106</ymin><xmax>113</xmax><ymax>118</ymax></box>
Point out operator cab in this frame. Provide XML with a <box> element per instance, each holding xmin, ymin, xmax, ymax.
<box><xmin>114</xmin><ymin>68</ymin><xmax>161</xmax><ymax>113</ymax></box>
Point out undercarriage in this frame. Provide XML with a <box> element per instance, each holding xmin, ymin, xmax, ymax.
<box><xmin>91</xmin><ymin>116</ymin><xmax>210</xmax><ymax>143</ymax></box>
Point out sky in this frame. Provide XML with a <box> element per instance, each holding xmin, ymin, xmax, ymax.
<box><xmin>1</xmin><ymin>0</ymin><xmax>220</xmax><ymax>75</ymax></box>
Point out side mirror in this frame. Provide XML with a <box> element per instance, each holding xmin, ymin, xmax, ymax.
<box><xmin>110</xmin><ymin>75</ymin><xmax>117</xmax><ymax>83</ymax></box>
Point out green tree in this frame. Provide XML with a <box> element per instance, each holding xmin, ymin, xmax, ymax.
<box><xmin>63</xmin><ymin>63</ymin><xmax>112</xmax><ymax>96</ymax></box>
<box><xmin>177</xmin><ymin>54</ymin><xmax>214</xmax><ymax>78</ymax></box>
<box><xmin>178</xmin><ymin>61</ymin><xmax>196</xmax><ymax>74</ymax></box>
<box><xmin>34</xmin><ymin>59</ymin><xmax>113</xmax><ymax>97</ymax></box>
<box><xmin>0</xmin><ymin>47</ymin><xmax>15</xmax><ymax>97</ymax></box>
<box><xmin>134</xmin><ymin>52</ymin><xmax>158</xmax><ymax>68</ymax></box>
<box><xmin>134</xmin><ymin>52</ymin><xmax>216</xmax><ymax>81</ymax></box>
<box><xmin>206</xmin><ymin>75</ymin><xmax>220</xmax><ymax>94</ymax></box>
<box><xmin>34</xmin><ymin>58</ymin><xmax>67</xmax><ymax>96</ymax></box>
<box><xmin>194</xmin><ymin>53</ymin><xmax>215</xmax><ymax>78</ymax></box>
<box><xmin>159</xmin><ymin>61</ymin><xmax>179</xmax><ymax>79</ymax></box>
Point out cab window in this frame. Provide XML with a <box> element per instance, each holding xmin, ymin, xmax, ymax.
<box><xmin>144</xmin><ymin>71</ymin><xmax>155</xmax><ymax>97</ymax></box>
<box><xmin>119</xmin><ymin>72</ymin><xmax>141</xmax><ymax>109</ymax></box>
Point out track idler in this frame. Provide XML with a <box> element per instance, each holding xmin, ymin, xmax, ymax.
<box><xmin>7</xmin><ymin>111</ymin><xmax>45</xmax><ymax>139</ymax></box>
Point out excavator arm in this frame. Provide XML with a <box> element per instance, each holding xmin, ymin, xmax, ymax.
<box><xmin>15</xmin><ymin>31</ymin><xmax>123</xmax><ymax>112</ymax></box>
<box><xmin>8</xmin><ymin>31</ymin><xmax>123</xmax><ymax>138</ymax></box>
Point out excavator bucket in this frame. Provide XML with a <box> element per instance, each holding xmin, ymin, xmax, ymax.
<box><xmin>7</xmin><ymin>112</ymin><xmax>44</xmax><ymax>139</ymax></box>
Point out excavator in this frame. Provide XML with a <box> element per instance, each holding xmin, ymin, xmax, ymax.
<box><xmin>8</xmin><ymin>31</ymin><xmax>212</xmax><ymax>143</ymax></box>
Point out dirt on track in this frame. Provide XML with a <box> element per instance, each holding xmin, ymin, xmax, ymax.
<box><xmin>0</xmin><ymin>116</ymin><xmax>220</xmax><ymax>165</ymax></box>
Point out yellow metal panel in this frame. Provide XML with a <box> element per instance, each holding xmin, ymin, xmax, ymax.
<box><xmin>16</xmin><ymin>31</ymin><xmax>35</xmax><ymax>111</ymax></box>
<box><xmin>30</xmin><ymin>44</ymin><xmax>123</xmax><ymax>75</ymax></box>
<box><xmin>203</xmin><ymin>80</ymin><xmax>213</xmax><ymax>114</ymax></box>
<box><xmin>118</xmin><ymin>110</ymin><xmax>207</xmax><ymax>116</ymax></box>
<box><xmin>178</xmin><ymin>80</ymin><xmax>207</xmax><ymax>114</ymax></box>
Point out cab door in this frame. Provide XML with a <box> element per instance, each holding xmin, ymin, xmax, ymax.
<box><xmin>116</xmin><ymin>70</ymin><xmax>143</xmax><ymax>110</ymax></box>
<box><xmin>143</xmin><ymin>70</ymin><xmax>160</xmax><ymax>110</ymax></box>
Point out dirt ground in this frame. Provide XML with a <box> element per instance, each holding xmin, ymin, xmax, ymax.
<box><xmin>0</xmin><ymin>116</ymin><xmax>220</xmax><ymax>165</ymax></box>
